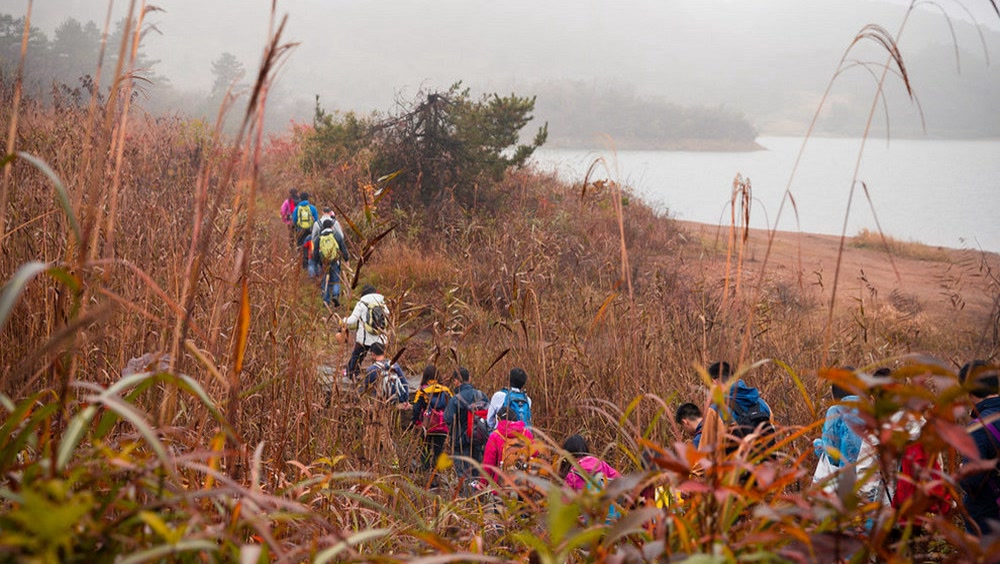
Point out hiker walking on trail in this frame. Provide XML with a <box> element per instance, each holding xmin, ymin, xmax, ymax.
<box><xmin>293</xmin><ymin>193</ymin><xmax>318</xmax><ymax>269</ymax></box>
<box><xmin>443</xmin><ymin>367</ymin><xmax>490</xmax><ymax>482</ymax></box>
<box><xmin>312</xmin><ymin>217</ymin><xmax>349</xmax><ymax>306</ymax></box>
<box><xmin>486</xmin><ymin>367</ymin><xmax>533</xmax><ymax>430</ymax></box>
<box><xmin>309</xmin><ymin>208</ymin><xmax>346</xmax><ymax>278</ymax></box>
<box><xmin>341</xmin><ymin>284</ymin><xmax>389</xmax><ymax>380</ymax></box>
<box><xmin>280</xmin><ymin>189</ymin><xmax>298</xmax><ymax>246</ymax></box>
<box><xmin>359</xmin><ymin>342</ymin><xmax>408</xmax><ymax>405</ymax></box>
<box><xmin>699</xmin><ymin>361</ymin><xmax>774</xmax><ymax>455</ymax></box>
<box><xmin>482</xmin><ymin>406</ymin><xmax>535</xmax><ymax>487</ymax></box>
<box><xmin>412</xmin><ymin>365</ymin><xmax>452</xmax><ymax>471</ymax></box>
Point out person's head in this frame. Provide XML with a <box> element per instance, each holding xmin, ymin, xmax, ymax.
<box><xmin>832</xmin><ymin>384</ymin><xmax>852</xmax><ymax>401</ymax></box>
<box><xmin>370</xmin><ymin>342</ymin><xmax>386</xmax><ymax>358</ymax></box>
<box><xmin>509</xmin><ymin>367</ymin><xmax>528</xmax><ymax>389</ymax></box>
<box><xmin>360</xmin><ymin>284</ymin><xmax>377</xmax><ymax>297</ymax></box>
<box><xmin>708</xmin><ymin>361</ymin><xmax>733</xmax><ymax>383</ymax></box>
<box><xmin>675</xmin><ymin>402</ymin><xmax>703</xmax><ymax>435</ymax></box>
<box><xmin>562</xmin><ymin>434</ymin><xmax>589</xmax><ymax>457</ymax></box>
<box><xmin>560</xmin><ymin>434</ymin><xmax>591</xmax><ymax>478</ymax></box>
<box><xmin>420</xmin><ymin>364</ymin><xmax>437</xmax><ymax>387</ymax></box>
<box><xmin>496</xmin><ymin>406</ymin><xmax>516</xmax><ymax>422</ymax></box>
<box><xmin>299</xmin><ymin>192</ymin><xmax>309</xmax><ymax>202</ymax></box>
<box><xmin>453</xmin><ymin>366</ymin><xmax>470</xmax><ymax>385</ymax></box>
<box><xmin>959</xmin><ymin>360</ymin><xmax>999</xmax><ymax>399</ymax></box>
<box><xmin>323</xmin><ymin>207</ymin><xmax>332</xmax><ymax>215</ymax></box>
<box><xmin>322</xmin><ymin>218</ymin><xmax>334</xmax><ymax>229</ymax></box>
<box><xmin>289</xmin><ymin>189</ymin><xmax>298</xmax><ymax>200</ymax></box>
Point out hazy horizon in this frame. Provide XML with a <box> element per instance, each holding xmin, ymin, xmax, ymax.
<box><xmin>3</xmin><ymin>0</ymin><xmax>999</xmax><ymax>138</ymax></box>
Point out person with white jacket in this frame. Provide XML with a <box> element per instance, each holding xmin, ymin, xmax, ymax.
<box><xmin>341</xmin><ymin>284</ymin><xmax>389</xmax><ymax>380</ymax></box>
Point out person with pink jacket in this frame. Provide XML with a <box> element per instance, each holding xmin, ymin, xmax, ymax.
<box><xmin>482</xmin><ymin>406</ymin><xmax>534</xmax><ymax>485</ymax></box>
<box><xmin>560</xmin><ymin>434</ymin><xmax>620</xmax><ymax>492</ymax></box>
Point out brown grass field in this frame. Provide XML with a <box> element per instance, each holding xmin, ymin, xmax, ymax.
<box><xmin>2</xmin><ymin>4</ymin><xmax>1000</xmax><ymax>559</ymax></box>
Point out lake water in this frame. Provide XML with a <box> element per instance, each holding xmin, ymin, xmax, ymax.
<box><xmin>533</xmin><ymin>136</ymin><xmax>1000</xmax><ymax>252</ymax></box>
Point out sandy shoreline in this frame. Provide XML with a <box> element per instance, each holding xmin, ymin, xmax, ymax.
<box><xmin>676</xmin><ymin>220</ymin><xmax>999</xmax><ymax>325</ymax></box>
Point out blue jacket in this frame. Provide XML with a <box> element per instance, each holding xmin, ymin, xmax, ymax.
<box><xmin>295</xmin><ymin>200</ymin><xmax>318</xmax><ymax>226</ymax></box>
<box><xmin>813</xmin><ymin>396</ymin><xmax>863</xmax><ymax>466</ymax></box>
<box><xmin>962</xmin><ymin>396</ymin><xmax>1000</xmax><ymax>535</ymax></box>
<box><xmin>713</xmin><ymin>379</ymin><xmax>771</xmax><ymax>422</ymax></box>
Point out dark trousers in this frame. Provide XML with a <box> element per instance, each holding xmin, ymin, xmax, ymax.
<box><xmin>452</xmin><ymin>442</ymin><xmax>485</xmax><ymax>479</ymax></box>
<box><xmin>296</xmin><ymin>228</ymin><xmax>311</xmax><ymax>268</ymax></box>
<box><xmin>346</xmin><ymin>342</ymin><xmax>371</xmax><ymax>380</ymax></box>
<box><xmin>423</xmin><ymin>433</ymin><xmax>447</xmax><ymax>470</ymax></box>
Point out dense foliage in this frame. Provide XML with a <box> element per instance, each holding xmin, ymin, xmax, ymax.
<box><xmin>306</xmin><ymin>83</ymin><xmax>548</xmax><ymax>210</ymax></box>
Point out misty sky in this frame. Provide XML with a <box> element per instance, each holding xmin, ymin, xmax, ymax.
<box><xmin>3</xmin><ymin>0</ymin><xmax>999</xmax><ymax>132</ymax></box>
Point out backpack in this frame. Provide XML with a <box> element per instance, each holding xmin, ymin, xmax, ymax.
<box><xmin>500</xmin><ymin>431</ymin><xmax>534</xmax><ymax>474</ymax></box>
<box><xmin>729</xmin><ymin>399</ymin><xmax>775</xmax><ymax>455</ymax></box>
<box><xmin>318</xmin><ymin>229</ymin><xmax>339</xmax><ymax>261</ymax></box>
<box><xmin>502</xmin><ymin>388</ymin><xmax>532</xmax><ymax>428</ymax></box>
<box><xmin>376</xmin><ymin>362</ymin><xmax>408</xmax><ymax>404</ymax></box>
<box><xmin>460</xmin><ymin>392</ymin><xmax>490</xmax><ymax>445</ymax></box>
<box><xmin>365</xmin><ymin>300</ymin><xmax>388</xmax><ymax>334</ymax></box>
<box><xmin>421</xmin><ymin>387</ymin><xmax>451</xmax><ymax>435</ymax></box>
<box><xmin>296</xmin><ymin>204</ymin><xmax>314</xmax><ymax>229</ymax></box>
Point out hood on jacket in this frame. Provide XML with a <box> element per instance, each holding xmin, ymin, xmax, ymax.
<box><xmin>728</xmin><ymin>379</ymin><xmax>768</xmax><ymax>417</ymax></box>
<box><xmin>496</xmin><ymin>419</ymin><xmax>527</xmax><ymax>437</ymax></box>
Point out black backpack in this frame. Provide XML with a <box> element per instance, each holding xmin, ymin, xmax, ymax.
<box><xmin>457</xmin><ymin>389</ymin><xmax>490</xmax><ymax>447</ymax></box>
<box><xmin>729</xmin><ymin>399</ymin><xmax>775</xmax><ymax>455</ymax></box>
<box><xmin>366</xmin><ymin>301</ymin><xmax>387</xmax><ymax>334</ymax></box>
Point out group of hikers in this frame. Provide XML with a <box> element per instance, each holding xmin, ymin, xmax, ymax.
<box><xmin>280</xmin><ymin>189</ymin><xmax>350</xmax><ymax>307</ymax></box>
<box><xmin>278</xmin><ymin>192</ymin><xmax>1000</xmax><ymax>539</ymax></box>
<box><xmin>673</xmin><ymin>360</ymin><xmax>1000</xmax><ymax>538</ymax></box>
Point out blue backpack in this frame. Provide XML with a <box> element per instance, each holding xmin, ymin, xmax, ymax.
<box><xmin>503</xmin><ymin>388</ymin><xmax>532</xmax><ymax>428</ymax></box>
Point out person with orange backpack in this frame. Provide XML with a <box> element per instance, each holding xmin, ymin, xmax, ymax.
<box><xmin>482</xmin><ymin>406</ymin><xmax>535</xmax><ymax>487</ymax></box>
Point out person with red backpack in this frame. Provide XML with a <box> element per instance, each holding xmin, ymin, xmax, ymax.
<box><xmin>412</xmin><ymin>365</ymin><xmax>452</xmax><ymax>472</ymax></box>
<box><xmin>443</xmin><ymin>367</ymin><xmax>490</xmax><ymax>485</ymax></box>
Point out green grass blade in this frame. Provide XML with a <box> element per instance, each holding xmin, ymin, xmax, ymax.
<box><xmin>116</xmin><ymin>540</ymin><xmax>218</xmax><ymax>564</ymax></box>
<box><xmin>56</xmin><ymin>405</ymin><xmax>98</xmax><ymax>471</ymax></box>
<box><xmin>17</xmin><ymin>152</ymin><xmax>81</xmax><ymax>243</ymax></box>
<box><xmin>314</xmin><ymin>528</ymin><xmax>392</xmax><ymax>563</ymax></box>
<box><xmin>0</xmin><ymin>261</ymin><xmax>49</xmax><ymax>332</ymax></box>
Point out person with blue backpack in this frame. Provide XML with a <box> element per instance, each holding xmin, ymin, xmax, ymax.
<box><xmin>487</xmin><ymin>367</ymin><xmax>533</xmax><ymax>430</ymax></box>
<box><xmin>699</xmin><ymin>361</ymin><xmax>774</xmax><ymax>456</ymax></box>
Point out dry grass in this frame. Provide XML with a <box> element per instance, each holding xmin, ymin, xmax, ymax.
<box><xmin>3</xmin><ymin>2</ymin><xmax>1000</xmax><ymax>560</ymax></box>
<box><xmin>851</xmin><ymin>228</ymin><xmax>951</xmax><ymax>262</ymax></box>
